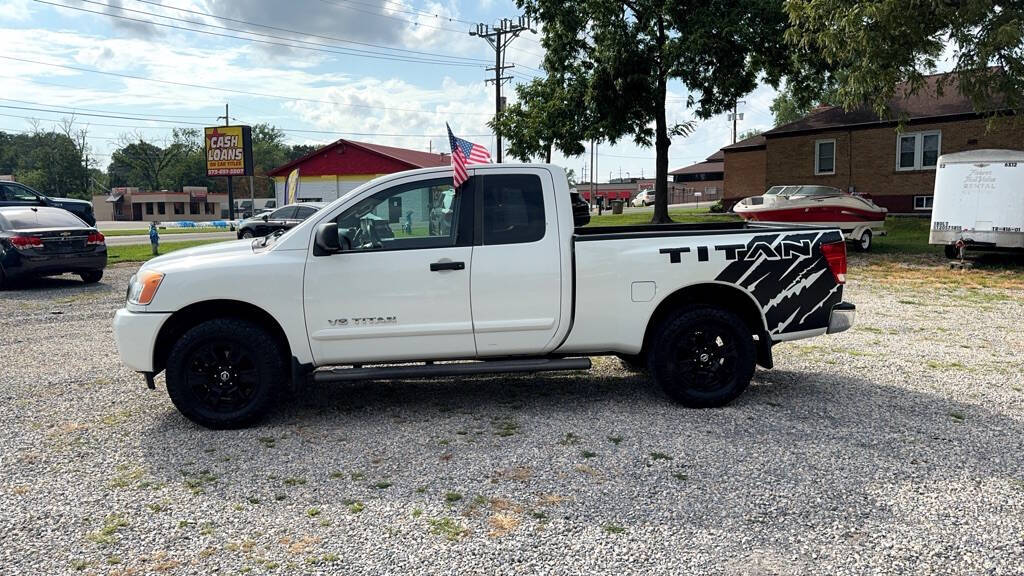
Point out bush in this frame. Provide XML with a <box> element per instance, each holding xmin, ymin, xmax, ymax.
<box><xmin>709</xmin><ymin>200</ymin><xmax>727</xmax><ymax>213</ymax></box>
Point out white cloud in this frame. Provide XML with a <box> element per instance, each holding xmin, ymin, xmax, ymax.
<box><xmin>0</xmin><ymin>0</ymin><xmax>32</xmax><ymax>22</ymax></box>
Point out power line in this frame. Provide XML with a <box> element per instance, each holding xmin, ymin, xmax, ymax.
<box><xmin>0</xmin><ymin>97</ymin><xmax>218</xmax><ymax>120</ymax></box>
<box><xmin>36</xmin><ymin>0</ymin><xmax>485</xmax><ymax>68</ymax></box>
<box><xmin>129</xmin><ymin>0</ymin><xmax>489</xmax><ymax>64</ymax></box>
<box><xmin>0</xmin><ymin>55</ymin><xmax>494</xmax><ymax>117</ymax></box>
<box><xmin>0</xmin><ymin>109</ymin><xmax>492</xmax><ymax>138</ymax></box>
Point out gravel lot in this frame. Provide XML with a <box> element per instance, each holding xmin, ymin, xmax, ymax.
<box><xmin>1</xmin><ymin>259</ymin><xmax>1022</xmax><ymax>575</ymax></box>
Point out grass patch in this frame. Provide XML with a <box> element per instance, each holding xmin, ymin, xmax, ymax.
<box><xmin>306</xmin><ymin>507</ymin><xmax>321</xmax><ymax>517</ymax></box>
<box><xmin>348</xmin><ymin>501</ymin><xmax>364</xmax><ymax>514</ymax></box>
<box><xmin>492</xmin><ymin>417</ymin><xmax>520</xmax><ymax>437</ymax></box>
<box><xmin>181</xmin><ymin>469</ymin><xmax>218</xmax><ymax>494</ymax></box>
<box><xmin>585</xmin><ymin>208</ymin><xmax>740</xmax><ymax>227</ymax></box>
<box><xmin>581</xmin><ymin>450</ymin><xmax>597</xmax><ymax>459</ymax></box>
<box><xmin>559</xmin><ymin>432</ymin><xmax>580</xmax><ymax>446</ymax></box>
<box><xmin>607</xmin><ymin>435</ymin><xmax>623</xmax><ymax>445</ymax></box>
<box><xmin>949</xmin><ymin>411</ymin><xmax>966</xmax><ymax>422</ymax></box>
<box><xmin>672</xmin><ymin>472</ymin><xmax>689</xmax><ymax>481</ymax></box>
<box><xmin>444</xmin><ymin>492</ymin><xmax>463</xmax><ymax>504</ymax></box>
<box><xmin>86</xmin><ymin>514</ymin><xmax>129</xmax><ymax>545</ymax></box>
<box><xmin>602</xmin><ymin>523</ymin><xmax>626</xmax><ymax>534</ymax></box>
<box><xmin>282</xmin><ymin>476</ymin><xmax>307</xmax><ymax>487</ymax></box>
<box><xmin>106</xmin><ymin>238</ymin><xmax>227</xmax><ymax>263</ymax></box>
<box><xmin>372</xmin><ymin>481</ymin><xmax>393</xmax><ymax>489</ymax></box>
<box><xmin>257</xmin><ymin>436</ymin><xmax>276</xmax><ymax>448</ymax></box>
<box><xmin>427</xmin><ymin>517</ymin><xmax>469</xmax><ymax>541</ymax></box>
<box><xmin>649</xmin><ymin>452</ymin><xmax>673</xmax><ymax>461</ymax></box>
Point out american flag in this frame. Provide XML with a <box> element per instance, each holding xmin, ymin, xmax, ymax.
<box><xmin>447</xmin><ymin>123</ymin><xmax>491</xmax><ymax>188</ymax></box>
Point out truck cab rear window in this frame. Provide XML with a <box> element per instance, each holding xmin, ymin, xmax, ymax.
<box><xmin>480</xmin><ymin>174</ymin><xmax>545</xmax><ymax>245</ymax></box>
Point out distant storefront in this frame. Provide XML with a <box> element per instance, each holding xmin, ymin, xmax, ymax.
<box><xmin>92</xmin><ymin>187</ymin><xmax>230</xmax><ymax>222</ymax></box>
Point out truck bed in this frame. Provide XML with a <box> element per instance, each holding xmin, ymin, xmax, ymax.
<box><xmin>574</xmin><ymin>221</ymin><xmax>817</xmax><ymax>241</ymax></box>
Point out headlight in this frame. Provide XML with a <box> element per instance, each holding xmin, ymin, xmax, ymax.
<box><xmin>127</xmin><ymin>270</ymin><xmax>165</xmax><ymax>305</ymax></box>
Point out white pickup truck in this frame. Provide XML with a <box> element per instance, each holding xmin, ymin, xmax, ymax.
<box><xmin>113</xmin><ymin>164</ymin><xmax>855</xmax><ymax>428</ymax></box>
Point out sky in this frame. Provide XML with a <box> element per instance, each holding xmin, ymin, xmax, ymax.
<box><xmin>0</xmin><ymin>0</ymin><xmax>781</xmax><ymax>181</ymax></box>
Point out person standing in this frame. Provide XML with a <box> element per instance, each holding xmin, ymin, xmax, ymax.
<box><xmin>149</xmin><ymin>222</ymin><xmax>159</xmax><ymax>256</ymax></box>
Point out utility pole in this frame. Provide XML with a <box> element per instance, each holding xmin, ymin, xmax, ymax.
<box><xmin>470</xmin><ymin>17</ymin><xmax>535</xmax><ymax>163</ymax></box>
<box><xmin>217</xmin><ymin>103</ymin><xmax>235</xmax><ymax>221</ymax></box>
<box><xmin>727</xmin><ymin>100</ymin><xmax>745</xmax><ymax>144</ymax></box>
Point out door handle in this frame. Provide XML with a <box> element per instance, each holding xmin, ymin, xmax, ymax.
<box><xmin>430</xmin><ymin>261</ymin><xmax>465</xmax><ymax>271</ymax></box>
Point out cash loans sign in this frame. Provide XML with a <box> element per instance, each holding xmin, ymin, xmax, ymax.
<box><xmin>205</xmin><ymin>125</ymin><xmax>253</xmax><ymax>177</ymax></box>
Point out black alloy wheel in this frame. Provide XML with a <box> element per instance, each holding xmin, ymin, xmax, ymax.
<box><xmin>165</xmin><ymin>318</ymin><xmax>285</xmax><ymax>428</ymax></box>
<box><xmin>648</xmin><ymin>306</ymin><xmax>755</xmax><ymax>407</ymax></box>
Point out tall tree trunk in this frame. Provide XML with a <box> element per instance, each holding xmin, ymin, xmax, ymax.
<box><xmin>651</xmin><ymin>72</ymin><xmax>672</xmax><ymax>224</ymax></box>
<box><xmin>651</xmin><ymin>16</ymin><xmax>672</xmax><ymax>224</ymax></box>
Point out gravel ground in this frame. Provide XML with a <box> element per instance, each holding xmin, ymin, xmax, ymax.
<box><xmin>1</xmin><ymin>259</ymin><xmax>1022</xmax><ymax>575</ymax></box>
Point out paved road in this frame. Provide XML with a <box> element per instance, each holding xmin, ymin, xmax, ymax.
<box><xmin>105</xmin><ymin>231</ymin><xmax>237</xmax><ymax>246</ymax></box>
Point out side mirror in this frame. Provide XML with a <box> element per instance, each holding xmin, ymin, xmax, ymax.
<box><xmin>314</xmin><ymin>221</ymin><xmax>342</xmax><ymax>255</ymax></box>
<box><xmin>261</xmin><ymin>214</ymin><xmax>269</xmax><ymax>222</ymax></box>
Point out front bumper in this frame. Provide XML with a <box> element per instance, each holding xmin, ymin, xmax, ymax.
<box><xmin>112</xmin><ymin>308</ymin><xmax>171</xmax><ymax>373</ymax></box>
<box><xmin>826</xmin><ymin>302</ymin><xmax>856</xmax><ymax>334</ymax></box>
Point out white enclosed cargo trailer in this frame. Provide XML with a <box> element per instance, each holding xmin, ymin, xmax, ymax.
<box><xmin>930</xmin><ymin>149</ymin><xmax>1024</xmax><ymax>258</ymax></box>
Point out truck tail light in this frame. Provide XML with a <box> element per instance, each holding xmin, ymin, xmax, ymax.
<box><xmin>87</xmin><ymin>232</ymin><xmax>105</xmax><ymax>246</ymax></box>
<box><xmin>821</xmin><ymin>241</ymin><xmax>847</xmax><ymax>284</ymax></box>
<box><xmin>10</xmin><ymin>235</ymin><xmax>43</xmax><ymax>250</ymax></box>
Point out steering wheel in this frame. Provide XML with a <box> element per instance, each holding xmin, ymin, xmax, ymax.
<box><xmin>353</xmin><ymin>217</ymin><xmax>383</xmax><ymax>249</ymax></box>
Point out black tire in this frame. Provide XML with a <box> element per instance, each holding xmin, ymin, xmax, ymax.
<box><xmin>0</xmin><ymin>267</ymin><xmax>6</xmax><ymax>290</ymax></box>
<box><xmin>617</xmin><ymin>353</ymin><xmax>647</xmax><ymax>373</ymax></box>
<box><xmin>854</xmin><ymin>229</ymin><xmax>872</xmax><ymax>252</ymax></box>
<box><xmin>241</xmin><ymin>229</ymin><xmax>254</xmax><ymax>239</ymax></box>
<box><xmin>165</xmin><ymin>318</ymin><xmax>285</xmax><ymax>429</ymax></box>
<box><xmin>647</xmin><ymin>306</ymin><xmax>756</xmax><ymax>408</ymax></box>
<box><xmin>80</xmin><ymin>270</ymin><xmax>103</xmax><ymax>284</ymax></box>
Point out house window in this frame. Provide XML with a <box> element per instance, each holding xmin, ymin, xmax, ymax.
<box><xmin>157</xmin><ymin>202</ymin><xmax>166</xmax><ymax>215</ymax></box>
<box><xmin>145</xmin><ymin>202</ymin><xmax>154</xmax><ymax>215</ymax></box>
<box><xmin>914</xmin><ymin>195</ymin><xmax>934</xmax><ymax>210</ymax></box>
<box><xmin>815</xmin><ymin>139</ymin><xmax>836</xmax><ymax>175</ymax></box>
<box><xmin>189</xmin><ymin>201</ymin><xmax>199</xmax><ymax>215</ymax></box>
<box><xmin>205</xmin><ymin>202</ymin><xmax>216</xmax><ymax>215</ymax></box>
<box><xmin>173</xmin><ymin>202</ymin><xmax>184</xmax><ymax>215</ymax></box>
<box><xmin>897</xmin><ymin>131</ymin><xmax>941</xmax><ymax>171</ymax></box>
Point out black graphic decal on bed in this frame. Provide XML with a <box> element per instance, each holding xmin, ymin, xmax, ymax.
<box><xmin>714</xmin><ymin>230</ymin><xmax>844</xmax><ymax>336</ymax></box>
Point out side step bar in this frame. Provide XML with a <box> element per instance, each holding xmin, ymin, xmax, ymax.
<box><xmin>312</xmin><ymin>357</ymin><xmax>592</xmax><ymax>384</ymax></box>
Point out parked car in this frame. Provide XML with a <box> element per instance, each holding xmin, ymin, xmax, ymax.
<box><xmin>113</xmin><ymin>164</ymin><xmax>855</xmax><ymax>429</ymax></box>
<box><xmin>0</xmin><ymin>181</ymin><xmax>96</xmax><ymax>226</ymax></box>
<box><xmin>236</xmin><ymin>202</ymin><xmax>325</xmax><ymax>239</ymax></box>
<box><xmin>0</xmin><ymin>206</ymin><xmax>106</xmax><ymax>288</ymax></box>
<box><xmin>632</xmin><ymin>189</ymin><xmax>653</xmax><ymax>207</ymax></box>
<box><xmin>570</xmin><ymin>191</ymin><xmax>590</xmax><ymax>226</ymax></box>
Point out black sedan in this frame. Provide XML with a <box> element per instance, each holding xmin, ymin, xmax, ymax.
<box><xmin>0</xmin><ymin>206</ymin><xmax>107</xmax><ymax>288</ymax></box>
<box><xmin>236</xmin><ymin>202</ymin><xmax>325</xmax><ymax>239</ymax></box>
<box><xmin>0</xmin><ymin>180</ymin><xmax>96</xmax><ymax>226</ymax></box>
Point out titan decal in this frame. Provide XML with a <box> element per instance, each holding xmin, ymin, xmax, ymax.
<box><xmin>711</xmin><ymin>231</ymin><xmax>844</xmax><ymax>336</ymax></box>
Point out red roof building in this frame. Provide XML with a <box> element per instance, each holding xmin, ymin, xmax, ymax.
<box><xmin>268</xmin><ymin>139</ymin><xmax>451</xmax><ymax>204</ymax></box>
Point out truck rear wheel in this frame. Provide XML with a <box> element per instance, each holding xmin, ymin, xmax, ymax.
<box><xmin>165</xmin><ymin>318</ymin><xmax>285</xmax><ymax>429</ymax></box>
<box><xmin>648</xmin><ymin>306</ymin><xmax>755</xmax><ymax>408</ymax></box>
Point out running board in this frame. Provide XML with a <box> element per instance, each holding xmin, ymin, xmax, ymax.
<box><xmin>311</xmin><ymin>357</ymin><xmax>592</xmax><ymax>384</ymax></box>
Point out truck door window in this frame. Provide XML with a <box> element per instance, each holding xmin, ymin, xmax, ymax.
<box><xmin>334</xmin><ymin>178</ymin><xmax>463</xmax><ymax>251</ymax></box>
<box><xmin>480</xmin><ymin>174</ymin><xmax>545</xmax><ymax>245</ymax></box>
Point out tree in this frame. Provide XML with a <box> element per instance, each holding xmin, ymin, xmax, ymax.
<box><xmin>0</xmin><ymin>130</ymin><xmax>89</xmax><ymax>198</ymax></box>
<box><xmin>497</xmin><ymin>0</ymin><xmax>795</xmax><ymax>222</ymax></box>
<box><xmin>736</xmin><ymin>128</ymin><xmax>764</xmax><ymax>141</ymax></box>
<box><xmin>769</xmin><ymin>88</ymin><xmax>812</xmax><ymax>127</ymax></box>
<box><xmin>786</xmin><ymin>0</ymin><xmax>1024</xmax><ymax>116</ymax></box>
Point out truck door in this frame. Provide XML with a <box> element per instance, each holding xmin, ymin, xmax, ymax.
<box><xmin>303</xmin><ymin>176</ymin><xmax>477</xmax><ymax>364</ymax></box>
<box><xmin>470</xmin><ymin>170</ymin><xmax>564</xmax><ymax>356</ymax></box>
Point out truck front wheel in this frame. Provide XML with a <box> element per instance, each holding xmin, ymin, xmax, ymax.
<box><xmin>165</xmin><ymin>318</ymin><xmax>285</xmax><ymax>429</ymax></box>
<box><xmin>648</xmin><ymin>307</ymin><xmax>756</xmax><ymax>408</ymax></box>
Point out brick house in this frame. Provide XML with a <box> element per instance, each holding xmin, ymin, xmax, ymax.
<box><xmin>722</xmin><ymin>74</ymin><xmax>1024</xmax><ymax>213</ymax></box>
